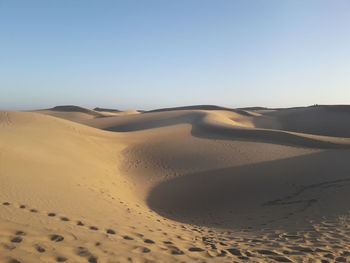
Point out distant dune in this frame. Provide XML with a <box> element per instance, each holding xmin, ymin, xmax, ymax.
<box><xmin>1</xmin><ymin>104</ymin><xmax>350</xmax><ymax>263</ymax></box>
<box><xmin>32</xmin><ymin>105</ymin><xmax>140</xmax><ymax>123</ymax></box>
<box><xmin>237</xmin><ymin>106</ymin><xmax>269</xmax><ymax>111</ymax></box>
<box><xmin>49</xmin><ymin>105</ymin><xmax>103</xmax><ymax>114</ymax></box>
<box><xmin>254</xmin><ymin>105</ymin><xmax>350</xmax><ymax>138</ymax></box>
<box><xmin>93</xmin><ymin>107</ymin><xmax>121</xmax><ymax>113</ymax></box>
<box><xmin>147</xmin><ymin>104</ymin><xmax>254</xmax><ymax>116</ymax></box>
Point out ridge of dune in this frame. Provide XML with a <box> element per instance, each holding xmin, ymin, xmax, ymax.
<box><xmin>93</xmin><ymin>107</ymin><xmax>141</xmax><ymax>116</ymax></box>
<box><xmin>146</xmin><ymin>104</ymin><xmax>255</xmax><ymax>116</ymax></box>
<box><xmin>49</xmin><ymin>105</ymin><xmax>104</xmax><ymax>115</ymax></box>
<box><xmin>32</xmin><ymin>105</ymin><xmax>106</xmax><ymax>123</ymax></box>
<box><xmin>33</xmin><ymin>105</ymin><xmax>141</xmax><ymax>123</ymax></box>
<box><xmin>81</xmin><ymin>108</ymin><xmax>350</xmax><ymax>149</ymax></box>
<box><xmin>36</xmin><ymin>104</ymin><xmax>350</xmax><ymax>145</ymax></box>
<box><xmin>93</xmin><ymin>107</ymin><xmax>122</xmax><ymax>113</ymax></box>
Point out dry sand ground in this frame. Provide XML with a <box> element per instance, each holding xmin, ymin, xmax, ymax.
<box><xmin>1</xmin><ymin>105</ymin><xmax>350</xmax><ymax>263</ymax></box>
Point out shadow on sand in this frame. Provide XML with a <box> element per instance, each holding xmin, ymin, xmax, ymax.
<box><xmin>192</xmin><ymin>121</ymin><xmax>350</xmax><ymax>149</ymax></box>
<box><xmin>147</xmin><ymin>150</ymin><xmax>350</xmax><ymax>231</ymax></box>
<box><xmin>101</xmin><ymin>110</ymin><xmax>350</xmax><ymax>149</ymax></box>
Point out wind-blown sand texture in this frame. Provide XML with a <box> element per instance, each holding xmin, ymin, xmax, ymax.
<box><xmin>1</xmin><ymin>105</ymin><xmax>350</xmax><ymax>263</ymax></box>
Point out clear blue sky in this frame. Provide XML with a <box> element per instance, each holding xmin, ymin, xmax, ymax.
<box><xmin>1</xmin><ymin>0</ymin><xmax>349</xmax><ymax>110</ymax></box>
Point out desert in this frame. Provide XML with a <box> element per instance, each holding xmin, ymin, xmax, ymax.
<box><xmin>2</xmin><ymin>1</ymin><xmax>349</xmax><ymax>262</ymax></box>
<box><xmin>1</xmin><ymin>105</ymin><xmax>350</xmax><ymax>263</ymax></box>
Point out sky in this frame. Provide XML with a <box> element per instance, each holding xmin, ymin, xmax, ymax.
<box><xmin>0</xmin><ymin>0</ymin><xmax>349</xmax><ymax>110</ymax></box>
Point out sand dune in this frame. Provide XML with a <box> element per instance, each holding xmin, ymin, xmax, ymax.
<box><xmin>32</xmin><ymin>105</ymin><xmax>107</xmax><ymax>122</ymax></box>
<box><xmin>80</xmin><ymin>107</ymin><xmax>350</xmax><ymax>148</ymax></box>
<box><xmin>94</xmin><ymin>107</ymin><xmax>122</xmax><ymax>113</ymax></box>
<box><xmin>32</xmin><ymin>105</ymin><xmax>140</xmax><ymax>123</ymax></box>
<box><xmin>253</xmin><ymin>105</ymin><xmax>350</xmax><ymax>138</ymax></box>
<box><xmin>1</xmin><ymin>105</ymin><xmax>350</xmax><ymax>263</ymax></box>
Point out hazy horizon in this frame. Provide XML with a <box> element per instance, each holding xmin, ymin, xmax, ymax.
<box><xmin>1</xmin><ymin>0</ymin><xmax>349</xmax><ymax>110</ymax></box>
<box><xmin>3</xmin><ymin>103</ymin><xmax>350</xmax><ymax>112</ymax></box>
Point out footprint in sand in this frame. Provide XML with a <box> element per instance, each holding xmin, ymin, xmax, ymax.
<box><xmin>15</xmin><ymin>231</ymin><xmax>25</xmax><ymax>236</ymax></box>
<box><xmin>88</xmin><ymin>257</ymin><xmax>98</xmax><ymax>263</ymax></box>
<box><xmin>76</xmin><ymin>220</ymin><xmax>85</xmax><ymax>226</ymax></box>
<box><xmin>50</xmin><ymin>234</ymin><xmax>64</xmax><ymax>242</ymax></box>
<box><xmin>271</xmin><ymin>256</ymin><xmax>293</xmax><ymax>262</ymax></box>
<box><xmin>256</xmin><ymin>249</ymin><xmax>279</xmax><ymax>255</ymax></box>
<box><xmin>76</xmin><ymin>247</ymin><xmax>93</xmax><ymax>257</ymax></box>
<box><xmin>142</xmin><ymin>247</ymin><xmax>151</xmax><ymax>253</ymax></box>
<box><xmin>324</xmin><ymin>254</ymin><xmax>335</xmax><ymax>259</ymax></box>
<box><xmin>132</xmin><ymin>246</ymin><xmax>151</xmax><ymax>253</ymax></box>
<box><xmin>227</xmin><ymin>248</ymin><xmax>242</xmax><ymax>256</ymax></box>
<box><xmin>75</xmin><ymin>247</ymin><xmax>98</xmax><ymax>263</ymax></box>
<box><xmin>188</xmin><ymin>247</ymin><xmax>205</xmax><ymax>252</ymax></box>
<box><xmin>335</xmin><ymin>257</ymin><xmax>347</xmax><ymax>263</ymax></box>
<box><xmin>35</xmin><ymin>245</ymin><xmax>46</xmax><ymax>253</ymax></box>
<box><xmin>106</xmin><ymin>229</ymin><xmax>116</xmax><ymax>235</ymax></box>
<box><xmin>168</xmin><ymin>246</ymin><xmax>184</xmax><ymax>255</ymax></box>
<box><xmin>144</xmin><ymin>239</ymin><xmax>155</xmax><ymax>244</ymax></box>
<box><xmin>56</xmin><ymin>256</ymin><xmax>68</xmax><ymax>262</ymax></box>
<box><xmin>10</xmin><ymin>236</ymin><xmax>23</xmax><ymax>243</ymax></box>
<box><xmin>4</xmin><ymin>201</ymin><xmax>106</xmax><ymax>235</ymax></box>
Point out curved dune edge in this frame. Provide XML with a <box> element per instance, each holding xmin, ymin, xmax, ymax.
<box><xmin>31</xmin><ymin>105</ymin><xmax>140</xmax><ymax>123</ymax></box>
<box><xmin>1</xmin><ymin>110</ymin><xmax>350</xmax><ymax>263</ymax></box>
<box><xmin>33</xmin><ymin>104</ymin><xmax>350</xmax><ymax>148</ymax></box>
<box><xmin>80</xmin><ymin>109</ymin><xmax>350</xmax><ymax>149</ymax></box>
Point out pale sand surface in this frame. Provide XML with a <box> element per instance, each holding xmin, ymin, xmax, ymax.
<box><xmin>1</xmin><ymin>105</ymin><xmax>350</xmax><ymax>263</ymax></box>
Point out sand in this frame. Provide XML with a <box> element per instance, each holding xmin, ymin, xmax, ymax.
<box><xmin>1</xmin><ymin>105</ymin><xmax>350</xmax><ymax>263</ymax></box>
